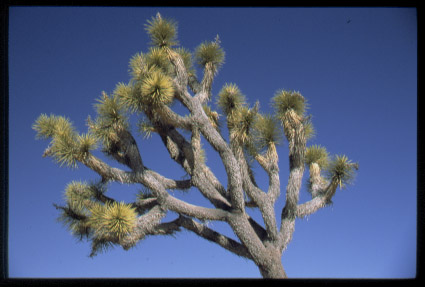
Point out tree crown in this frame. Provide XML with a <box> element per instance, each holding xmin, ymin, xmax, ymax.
<box><xmin>33</xmin><ymin>13</ymin><xmax>358</xmax><ymax>277</ymax></box>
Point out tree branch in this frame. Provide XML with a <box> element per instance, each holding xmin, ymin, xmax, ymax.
<box><xmin>296</xmin><ymin>179</ymin><xmax>339</xmax><ymax>218</ymax></box>
<box><xmin>190</xmin><ymin>127</ymin><xmax>232</xmax><ymax>209</ymax></box>
<box><xmin>147</xmin><ymin>57</ymin><xmax>244</xmax><ymax>212</ymax></box>
<box><xmin>194</xmin><ymin>99</ymin><xmax>245</xmax><ymax>211</ymax></box>
<box><xmin>165</xmin><ymin>47</ymin><xmax>189</xmax><ymax>91</ymax></box>
<box><xmin>278</xmin><ymin>110</ymin><xmax>306</xmax><ymax>251</ymax></box>
<box><xmin>254</xmin><ymin>145</ymin><xmax>281</xmax><ymax>204</ymax></box>
<box><xmin>132</xmin><ymin>197</ymin><xmax>158</xmax><ymax>215</ymax></box>
<box><xmin>82</xmin><ymin>154</ymin><xmax>139</xmax><ymax>184</ymax></box>
<box><xmin>160</xmin><ymin>193</ymin><xmax>230</xmax><ymax>221</ymax></box>
<box><xmin>147</xmin><ymin>171</ymin><xmax>192</xmax><ymax>190</ymax></box>
<box><xmin>87</xmin><ymin>117</ymin><xmax>145</xmax><ymax>173</ymax></box>
<box><xmin>195</xmin><ymin>62</ymin><xmax>215</xmax><ymax>103</ymax></box>
<box><xmin>155</xmin><ymin>105</ymin><xmax>193</xmax><ymax>131</ymax></box>
<box><xmin>188</xmin><ymin>74</ymin><xmax>201</xmax><ymax>95</ymax></box>
<box><xmin>121</xmin><ymin>205</ymin><xmax>167</xmax><ymax>249</ymax></box>
<box><xmin>153</xmin><ymin>121</ymin><xmax>232</xmax><ymax>210</ymax></box>
<box><xmin>231</xmin><ymin>143</ymin><xmax>279</xmax><ymax>241</ymax></box>
<box><xmin>227</xmin><ymin>212</ymin><xmax>270</xmax><ymax>269</ymax></box>
<box><xmin>177</xmin><ymin>215</ymin><xmax>253</xmax><ymax>260</ymax></box>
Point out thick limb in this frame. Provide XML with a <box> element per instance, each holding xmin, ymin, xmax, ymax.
<box><xmin>176</xmin><ymin>215</ymin><xmax>253</xmax><ymax>260</ymax></box>
<box><xmin>278</xmin><ymin>110</ymin><xmax>306</xmax><ymax>252</ymax></box>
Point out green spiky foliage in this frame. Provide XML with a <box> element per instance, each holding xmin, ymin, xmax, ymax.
<box><xmin>128</xmin><ymin>52</ymin><xmax>147</xmax><ymax>80</ymax></box>
<box><xmin>126</xmin><ymin>49</ymin><xmax>178</xmax><ymax>113</ymax></box>
<box><xmin>94</xmin><ymin>91</ymin><xmax>128</xmax><ymax>126</ymax></box>
<box><xmin>113</xmin><ymin>82</ymin><xmax>138</xmax><ymax>113</ymax></box>
<box><xmin>228</xmin><ymin>106</ymin><xmax>257</xmax><ymax>146</ymax></box>
<box><xmin>139</xmin><ymin>69</ymin><xmax>175</xmax><ymax>108</ymax></box>
<box><xmin>217</xmin><ymin>83</ymin><xmax>246</xmax><ymax>116</ymax></box>
<box><xmin>76</xmin><ymin>133</ymin><xmax>98</xmax><ymax>159</ymax></box>
<box><xmin>57</xmin><ymin>181</ymin><xmax>138</xmax><ymax>251</ymax></box>
<box><xmin>145</xmin><ymin>13</ymin><xmax>178</xmax><ymax>48</ymax></box>
<box><xmin>195</xmin><ymin>40</ymin><xmax>225</xmax><ymax>69</ymax></box>
<box><xmin>89</xmin><ymin>238</ymin><xmax>115</xmax><ymax>258</ymax></box>
<box><xmin>252</xmin><ymin>114</ymin><xmax>283</xmax><ymax>153</ymax></box>
<box><xmin>64</xmin><ymin>181</ymin><xmax>94</xmax><ymax>215</ymax></box>
<box><xmin>272</xmin><ymin>90</ymin><xmax>308</xmax><ymax>146</ymax></box>
<box><xmin>175</xmin><ymin>47</ymin><xmax>195</xmax><ymax>76</ymax></box>
<box><xmin>138</xmin><ymin>117</ymin><xmax>157</xmax><ymax>139</ymax></box>
<box><xmin>303</xmin><ymin>118</ymin><xmax>315</xmax><ymax>141</ymax></box>
<box><xmin>145</xmin><ymin>47</ymin><xmax>172</xmax><ymax>73</ymax></box>
<box><xmin>33</xmin><ymin>113</ymin><xmax>62</xmax><ymax>139</ymax></box>
<box><xmin>50</xmin><ymin>130</ymin><xmax>78</xmax><ymax>168</ymax></box>
<box><xmin>88</xmin><ymin>92</ymin><xmax>129</xmax><ymax>154</ymax></box>
<box><xmin>272</xmin><ymin>90</ymin><xmax>307</xmax><ymax>118</ymax></box>
<box><xmin>305</xmin><ymin>145</ymin><xmax>329</xmax><ymax>169</ymax></box>
<box><xmin>33</xmin><ymin>114</ymin><xmax>98</xmax><ymax>168</ymax></box>
<box><xmin>88</xmin><ymin>201</ymin><xmax>137</xmax><ymax>241</ymax></box>
<box><xmin>326</xmin><ymin>155</ymin><xmax>358</xmax><ymax>189</ymax></box>
<box><xmin>55</xmin><ymin>181</ymin><xmax>102</xmax><ymax>239</ymax></box>
<box><xmin>55</xmin><ymin>206</ymin><xmax>91</xmax><ymax>240</ymax></box>
<box><xmin>33</xmin><ymin>114</ymin><xmax>83</xmax><ymax>168</ymax></box>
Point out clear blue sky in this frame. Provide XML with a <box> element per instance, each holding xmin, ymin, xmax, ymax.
<box><xmin>8</xmin><ymin>7</ymin><xmax>417</xmax><ymax>278</ymax></box>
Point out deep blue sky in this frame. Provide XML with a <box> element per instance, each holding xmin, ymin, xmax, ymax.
<box><xmin>9</xmin><ymin>7</ymin><xmax>417</xmax><ymax>278</ymax></box>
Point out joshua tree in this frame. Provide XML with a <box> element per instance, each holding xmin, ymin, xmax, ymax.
<box><xmin>33</xmin><ymin>13</ymin><xmax>358</xmax><ymax>278</ymax></box>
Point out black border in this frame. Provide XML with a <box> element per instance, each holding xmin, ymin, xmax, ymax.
<box><xmin>1</xmin><ymin>2</ymin><xmax>422</xmax><ymax>286</ymax></box>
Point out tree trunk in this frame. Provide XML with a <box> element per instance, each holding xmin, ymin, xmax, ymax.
<box><xmin>253</xmin><ymin>245</ymin><xmax>287</xmax><ymax>278</ymax></box>
<box><xmin>257</xmin><ymin>254</ymin><xmax>287</xmax><ymax>278</ymax></box>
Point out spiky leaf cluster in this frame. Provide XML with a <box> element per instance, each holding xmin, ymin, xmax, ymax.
<box><xmin>33</xmin><ymin>113</ymin><xmax>61</xmax><ymax>139</ymax></box>
<box><xmin>146</xmin><ymin>47</ymin><xmax>172</xmax><ymax>73</ymax></box>
<box><xmin>139</xmin><ymin>69</ymin><xmax>175</xmax><ymax>108</ymax></box>
<box><xmin>76</xmin><ymin>133</ymin><xmax>98</xmax><ymax>159</ymax></box>
<box><xmin>55</xmin><ymin>204</ymin><xmax>91</xmax><ymax>240</ymax></box>
<box><xmin>50</xmin><ymin>131</ymin><xmax>78</xmax><ymax>168</ymax></box>
<box><xmin>33</xmin><ymin>114</ymin><xmax>84</xmax><ymax>168</ymax></box>
<box><xmin>116</xmin><ymin>14</ymin><xmax>195</xmax><ymax>120</ymax></box>
<box><xmin>272</xmin><ymin>90</ymin><xmax>308</xmax><ymax>148</ymax></box>
<box><xmin>138</xmin><ymin>117</ymin><xmax>157</xmax><ymax>139</ymax></box>
<box><xmin>126</xmin><ymin>50</ymin><xmax>176</xmax><ymax>113</ymax></box>
<box><xmin>94</xmin><ymin>92</ymin><xmax>128</xmax><ymax>126</ymax></box>
<box><xmin>56</xmin><ymin>181</ymin><xmax>125</xmax><ymax>246</ymax></box>
<box><xmin>175</xmin><ymin>47</ymin><xmax>195</xmax><ymax>76</ymax></box>
<box><xmin>303</xmin><ymin>118</ymin><xmax>316</xmax><ymax>141</ymax></box>
<box><xmin>55</xmin><ymin>181</ymin><xmax>102</xmax><ymax>239</ymax></box>
<box><xmin>89</xmin><ymin>92</ymin><xmax>129</xmax><ymax>153</ymax></box>
<box><xmin>64</xmin><ymin>181</ymin><xmax>96</xmax><ymax>214</ymax></box>
<box><xmin>252</xmin><ymin>114</ymin><xmax>283</xmax><ymax>153</ymax></box>
<box><xmin>272</xmin><ymin>90</ymin><xmax>307</xmax><ymax>118</ymax></box>
<box><xmin>326</xmin><ymin>155</ymin><xmax>358</xmax><ymax>189</ymax></box>
<box><xmin>228</xmin><ymin>106</ymin><xmax>257</xmax><ymax>145</ymax></box>
<box><xmin>128</xmin><ymin>52</ymin><xmax>146</xmax><ymax>79</ymax></box>
<box><xmin>88</xmin><ymin>201</ymin><xmax>137</xmax><ymax>241</ymax></box>
<box><xmin>305</xmin><ymin>145</ymin><xmax>329</xmax><ymax>169</ymax></box>
<box><xmin>89</xmin><ymin>238</ymin><xmax>115</xmax><ymax>258</ymax></box>
<box><xmin>113</xmin><ymin>82</ymin><xmax>138</xmax><ymax>113</ymax></box>
<box><xmin>195</xmin><ymin>40</ymin><xmax>225</xmax><ymax>69</ymax></box>
<box><xmin>217</xmin><ymin>83</ymin><xmax>246</xmax><ymax>116</ymax></box>
<box><xmin>129</xmin><ymin>47</ymin><xmax>193</xmax><ymax>83</ymax></box>
<box><xmin>145</xmin><ymin>13</ymin><xmax>178</xmax><ymax>48</ymax></box>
